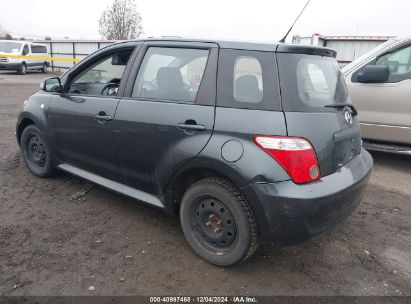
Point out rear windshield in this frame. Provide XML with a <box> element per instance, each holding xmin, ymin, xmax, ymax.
<box><xmin>278</xmin><ymin>53</ymin><xmax>349</xmax><ymax>112</ymax></box>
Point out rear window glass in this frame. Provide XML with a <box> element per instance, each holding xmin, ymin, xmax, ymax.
<box><xmin>278</xmin><ymin>54</ymin><xmax>349</xmax><ymax>112</ymax></box>
<box><xmin>234</xmin><ymin>56</ymin><xmax>263</xmax><ymax>103</ymax></box>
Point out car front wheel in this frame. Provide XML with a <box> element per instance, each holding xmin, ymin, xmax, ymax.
<box><xmin>180</xmin><ymin>177</ymin><xmax>259</xmax><ymax>266</ymax></box>
<box><xmin>17</xmin><ymin>63</ymin><xmax>27</xmax><ymax>75</ymax></box>
<box><xmin>20</xmin><ymin>125</ymin><xmax>55</xmax><ymax>177</ymax></box>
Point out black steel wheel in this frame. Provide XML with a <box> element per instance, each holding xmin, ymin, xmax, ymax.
<box><xmin>191</xmin><ymin>196</ymin><xmax>238</xmax><ymax>253</ymax></box>
<box><xmin>21</xmin><ymin>125</ymin><xmax>55</xmax><ymax>177</ymax></box>
<box><xmin>180</xmin><ymin>177</ymin><xmax>258</xmax><ymax>266</ymax></box>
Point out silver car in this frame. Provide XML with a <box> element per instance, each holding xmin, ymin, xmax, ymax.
<box><xmin>343</xmin><ymin>37</ymin><xmax>411</xmax><ymax>155</ymax></box>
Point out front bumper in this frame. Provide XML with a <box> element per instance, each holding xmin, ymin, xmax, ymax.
<box><xmin>0</xmin><ymin>62</ymin><xmax>21</xmax><ymax>70</ymax></box>
<box><xmin>249</xmin><ymin>149</ymin><xmax>373</xmax><ymax>246</ymax></box>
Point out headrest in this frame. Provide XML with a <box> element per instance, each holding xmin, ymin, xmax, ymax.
<box><xmin>235</xmin><ymin>75</ymin><xmax>262</xmax><ymax>103</ymax></box>
<box><xmin>157</xmin><ymin>67</ymin><xmax>184</xmax><ymax>90</ymax></box>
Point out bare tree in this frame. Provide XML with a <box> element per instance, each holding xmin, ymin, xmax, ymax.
<box><xmin>98</xmin><ymin>0</ymin><xmax>143</xmax><ymax>40</ymax></box>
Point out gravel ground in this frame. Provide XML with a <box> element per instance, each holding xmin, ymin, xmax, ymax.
<box><xmin>0</xmin><ymin>71</ymin><xmax>410</xmax><ymax>296</ymax></box>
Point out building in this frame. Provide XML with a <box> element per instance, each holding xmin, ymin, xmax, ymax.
<box><xmin>292</xmin><ymin>33</ymin><xmax>395</xmax><ymax>66</ymax></box>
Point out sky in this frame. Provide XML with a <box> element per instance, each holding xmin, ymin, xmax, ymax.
<box><xmin>0</xmin><ymin>0</ymin><xmax>410</xmax><ymax>42</ymax></box>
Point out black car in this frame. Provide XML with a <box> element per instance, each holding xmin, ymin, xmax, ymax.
<box><xmin>16</xmin><ymin>38</ymin><xmax>373</xmax><ymax>266</ymax></box>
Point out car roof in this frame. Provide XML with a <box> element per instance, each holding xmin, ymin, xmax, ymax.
<box><xmin>0</xmin><ymin>40</ymin><xmax>46</xmax><ymax>46</ymax></box>
<box><xmin>0</xmin><ymin>40</ymin><xmax>24</xmax><ymax>43</ymax></box>
<box><xmin>116</xmin><ymin>37</ymin><xmax>337</xmax><ymax>58</ymax></box>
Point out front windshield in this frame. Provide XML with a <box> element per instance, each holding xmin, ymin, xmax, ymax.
<box><xmin>0</xmin><ymin>42</ymin><xmax>22</xmax><ymax>53</ymax></box>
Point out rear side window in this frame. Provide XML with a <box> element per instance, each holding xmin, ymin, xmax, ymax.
<box><xmin>278</xmin><ymin>53</ymin><xmax>349</xmax><ymax>112</ymax></box>
<box><xmin>31</xmin><ymin>45</ymin><xmax>47</xmax><ymax>53</ymax></box>
<box><xmin>217</xmin><ymin>49</ymin><xmax>281</xmax><ymax>111</ymax></box>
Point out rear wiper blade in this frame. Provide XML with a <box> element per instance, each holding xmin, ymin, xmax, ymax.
<box><xmin>324</xmin><ymin>103</ymin><xmax>358</xmax><ymax>116</ymax></box>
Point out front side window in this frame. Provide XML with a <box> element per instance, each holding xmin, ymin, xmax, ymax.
<box><xmin>376</xmin><ymin>45</ymin><xmax>411</xmax><ymax>82</ymax></box>
<box><xmin>132</xmin><ymin>47</ymin><xmax>209</xmax><ymax>103</ymax></box>
<box><xmin>69</xmin><ymin>49</ymin><xmax>133</xmax><ymax>96</ymax></box>
<box><xmin>233</xmin><ymin>56</ymin><xmax>263</xmax><ymax>103</ymax></box>
<box><xmin>22</xmin><ymin>45</ymin><xmax>29</xmax><ymax>55</ymax></box>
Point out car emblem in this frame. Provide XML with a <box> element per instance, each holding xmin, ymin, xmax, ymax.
<box><xmin>345</xmin><ymin>111</ymin><xmax>353</xmax><ymax>125</ymax></box>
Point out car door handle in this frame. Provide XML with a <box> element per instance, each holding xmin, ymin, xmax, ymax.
<box><xmin>177</xmin><ymin>121</ymin><xmax>206</xmax><ymax>131</ymax></box>
<box><xmin>94</xmin><ymin>114</ymin><xmax>112</xmax><ymax>121</ymax></box>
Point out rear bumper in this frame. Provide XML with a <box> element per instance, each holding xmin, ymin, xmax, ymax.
<box><xmin>0</xmin><ymin>62</ymin><xmax>21</xmax><ymax>70</ymax></box>
<box><xmin>249</xmin><ymin>149</ymin><xmax>373</xmax><ymax>246</ymax></box>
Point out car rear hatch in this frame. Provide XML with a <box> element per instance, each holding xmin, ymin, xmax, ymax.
<box><xmin>276</xmin><ymin>45</ymin><xmax>362</xmax><ymax>177</ymax></box>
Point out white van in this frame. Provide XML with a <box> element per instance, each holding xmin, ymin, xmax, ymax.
<box><xmin>0</xmin><ymin>40</ymin><xmax>50</xmax><ymax>74</ymax></box>
<box><xmin>342</xmin><ymin>37</ymin><xmax>411</xmax><ymax>153</ymax></box>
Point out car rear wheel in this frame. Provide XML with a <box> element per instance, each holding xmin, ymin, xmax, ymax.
<box><xmin>17</xmin><ymin>63</ymin><xmax>27</xmax><ymax>75</ymax></box>
<box><xmin>21</xmin><ymin>125</ymin><xmax>55</xmax><ymax>177</ymax></box>
<box><xmin>180</xmin><ymin>177</ymin><xmax>259</xmax><ymax>266</ymax></box>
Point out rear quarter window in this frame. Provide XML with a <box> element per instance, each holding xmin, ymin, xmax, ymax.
<box><xmin>278</xmin><ymin>53</ymin><xmax>349</xmax><ymax>112</ymax></box>
<box><xmin>217</xmin><ymin>49</ymin><xmax>281</xmax><ymax>111</ymax></box>
<box><xmin>31</xmin><ymin>45</ymin><xmax>47</xmax><ymax>53</ymax></box>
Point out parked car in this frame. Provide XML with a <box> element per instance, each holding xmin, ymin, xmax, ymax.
<box><xmin>342</xmin><ymin>37</ymin><xmax>411</xmax><ymax>155</ymax></box>
<box><xmin>16</xmin><ymin>38</ymin><xmax>373</xmax><ymax>266</ymax></box>
<box><xmin>0</xmin><ymin>40</ymin><xmax>50</xmax><ymax>74</ymax></box>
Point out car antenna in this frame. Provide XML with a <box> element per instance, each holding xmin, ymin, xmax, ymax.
<box><xmin>279</xmin><ymin>0</ymin><xmax>311</xmax><ymax>43</ymax></box>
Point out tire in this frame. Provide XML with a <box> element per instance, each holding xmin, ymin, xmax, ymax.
<box><xmin>180</xmin><ymin>177</ymin><xmax>259</xmax><ymax>266</ymax></box>
<box><xmin>41</xmin><ymin>63</ymin><xmax>48</xmax><ymax>73</ymax></box>
<box><xmin>20</xmin><ymin>125</ymin><xmax>55</xmax><ymax>177</ymax></box>
<box><xmin>17</xmin><ymin>63</ymin><xmax>27</xmax><ymax>75</ymax></box>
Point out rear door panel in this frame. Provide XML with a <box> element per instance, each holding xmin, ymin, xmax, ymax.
<box><xmin>114</xmin><ymin>101</ymin><xmax>214</xmax><ymax>195</ymax></box>
<box><xmin>114</xmin><ymin>42</ymin><xmax>218</xmax><ymax>196</ymax></box>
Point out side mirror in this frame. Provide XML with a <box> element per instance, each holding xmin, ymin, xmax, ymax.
<box><xmin>40</xmin><ymin>77</ymin><xmax>64</xmax><ymax>93</ymax></box>
<box><xmin>358</xmin><ymin>65</ymin><xmax>389</xmax><ymax>83</ymax></box>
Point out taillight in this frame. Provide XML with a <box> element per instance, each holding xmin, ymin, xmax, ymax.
<box><xmin>253</xmin><ymin>135</ymin><xmax>320</xmax><ymax>184</ymax></box>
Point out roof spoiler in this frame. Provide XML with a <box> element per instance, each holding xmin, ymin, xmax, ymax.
<box><xmin>276</xmin><ymin>45</ymin><xmax>337</xmax><ymax>58</ymax></box>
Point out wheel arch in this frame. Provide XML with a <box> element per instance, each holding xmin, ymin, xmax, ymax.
<box><xmin>17</xmin><ymin>117</ymin><xmax>36</xmax><ymax>145</ymax></box>
<box><xmin>17</xmin><ymin>107</ymin><xmax>49</xmax><ymax>147</ymax></box>
<box><xmin>163</xmin><ymin>159</ymin><xmax>270</xmax><ymax>239</ymax></box>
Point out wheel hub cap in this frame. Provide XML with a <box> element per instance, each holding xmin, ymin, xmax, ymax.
<box><xmin>192</xmin><ymin>197</ymin><xmax>237</xmax><ymax>250</ymax></box>
<box><xmin>207</xmin><ymin>213</ymin><xmax>222</xmax><ymax>232</ymax></box>
<box><xmin>28</xmin><ymin>136</ymin><xmax>46</xmax><ymax>167</ymax></box>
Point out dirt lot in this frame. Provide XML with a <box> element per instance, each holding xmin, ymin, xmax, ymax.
<box><xmin>0</xmin><ymin>71</ymin><xmax>410</xmax><ymax>296</ymax></box>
